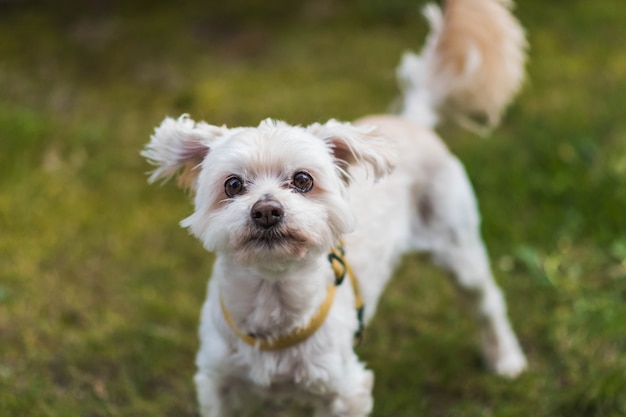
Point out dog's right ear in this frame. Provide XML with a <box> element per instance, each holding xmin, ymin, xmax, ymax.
<box><xmin>142</xmin><ymin>115</ymin><xmax>226</xmax><ymax>189</ymax></box>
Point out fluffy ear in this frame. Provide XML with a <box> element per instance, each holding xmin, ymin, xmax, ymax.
<box><xmin>141</xmin><ymin>115</ymin><xmax>226</xmax><ymax>189</ymax></box>
<box><xmin>307</xmin><ymin>119</ymin><xmax>396</xmax><ymax>182</ymax></box>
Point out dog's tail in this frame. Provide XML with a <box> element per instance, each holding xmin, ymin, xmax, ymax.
<box><xmin>397</xmin><ymin>0</ymin><xmax>527</xmax><ymax>134</ymax></box>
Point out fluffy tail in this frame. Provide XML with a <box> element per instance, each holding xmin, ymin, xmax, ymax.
<box><xmin>397</xmin><ymin>0</ymin><xmax>527</xmax><ymax>133</ymax></box>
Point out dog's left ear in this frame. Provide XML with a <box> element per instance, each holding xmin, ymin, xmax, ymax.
<box><xmin>307</xmin><ymin>119</ymin><xmax>396</xmax><ymax>182</ymax></box>
<box><xmin>142</xmin><ymin>115</ymin><xmax>227</xmax><ymax>189</ymax></box>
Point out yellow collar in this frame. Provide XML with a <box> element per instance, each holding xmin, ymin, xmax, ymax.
<box><xmin>220</xmin><ymin>241</ymin><xmax>364</xmax><ymax>350</ymax></box>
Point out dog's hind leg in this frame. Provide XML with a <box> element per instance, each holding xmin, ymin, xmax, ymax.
<box><xmin>413</xmin><ymin>156</ymin><xmax>527</xmax><ymax>378</ymax></box>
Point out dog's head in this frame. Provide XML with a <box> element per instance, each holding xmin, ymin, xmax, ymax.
<box><xmin>142</xmin><ymin>115</ymin><xmax>395</xmax><ymax>266</ymax></box>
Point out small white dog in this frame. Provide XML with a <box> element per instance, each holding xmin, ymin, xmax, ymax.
<box><xmin>143</xmin><ymin>0</ymin><xmax>528</xmax><ymax>415</ymax></box>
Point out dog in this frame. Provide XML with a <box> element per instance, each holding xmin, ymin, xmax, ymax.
<box><xmin>142</xmin><ymin>0</ymin><xmax>528</xmax><ymax>415</ymax></box>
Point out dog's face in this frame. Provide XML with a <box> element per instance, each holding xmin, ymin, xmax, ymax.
<box><xmin>143</xmin><ymin>116</ymin><xmax>395</xmax><ymax>266</ymax></box>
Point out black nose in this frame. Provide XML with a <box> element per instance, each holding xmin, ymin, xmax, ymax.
<box><xmin>251</xmin><ymin>199</ymin><xmax>284</xmax><ymax>229</ymax></box>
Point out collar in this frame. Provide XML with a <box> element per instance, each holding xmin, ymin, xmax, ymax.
<box><xmin>219</xmin><ymin>240</ymin><xmax>364</xmax><ymax>350</ymax></box>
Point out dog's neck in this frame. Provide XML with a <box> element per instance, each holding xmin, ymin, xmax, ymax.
<box><xmin>215</xmin><ymin>253</ymin><xmax>332</xmax><ymax>340</ymax></box>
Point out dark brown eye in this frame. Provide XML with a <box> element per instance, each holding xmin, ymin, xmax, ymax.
<box><xmin>224</xmin><ymin>176</ymin><xmax>244</xmax><ymax>197</ymax></box>
<box><xmin>292</xmin><ymin>171</ymin><xmax>314</xmax><ymax>193</ymax></box>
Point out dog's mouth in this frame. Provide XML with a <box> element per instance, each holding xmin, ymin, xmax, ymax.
<box><xmin>245</xmin><ymin>228</ymin><xmax>307</xmax><ymax>249</ymax></box>
<box><xmin>234</xmin><ymin>226</ymin><xmax>312</xmax><ymax>262</ymax></box>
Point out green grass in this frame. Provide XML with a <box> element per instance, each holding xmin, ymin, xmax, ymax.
<box><xmin>1</xmin><ymin>1</ymin><xmax>625</xmax><ymax>416</ymax></box>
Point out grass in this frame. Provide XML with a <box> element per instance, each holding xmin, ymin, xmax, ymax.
<box><xmin>1</xmin><ymin>0</ymin><xmax>625</xmax><ymax>416</ymax></box>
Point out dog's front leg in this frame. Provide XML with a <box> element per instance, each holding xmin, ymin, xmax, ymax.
<box><xmin>195</xmin><ymin>371</ymin><xmax>232</xmax><ymax>417</ymax></box>
<box><xmin>313</xmin><ymin>359</ymin><xmax>374</xmax><ymax>417</ymax></box>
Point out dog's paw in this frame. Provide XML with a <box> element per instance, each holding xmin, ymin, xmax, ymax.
<box><xmin>492</xmin><ymin>350</ymin><xmax>527</xmax><ymax>378</ymax></box>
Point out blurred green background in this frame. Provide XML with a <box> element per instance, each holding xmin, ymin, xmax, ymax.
<box><xmin>1</xmin><ymin>0</ymin><xmax>625</xmax><ymax>416</ymax></box>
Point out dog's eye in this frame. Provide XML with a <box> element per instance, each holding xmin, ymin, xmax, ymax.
<box><xmin>292</xmin><ymin>171</ymin><xmax>314</xmax><ymax>193</ymax></box>
<box><xmin>224</xmin><ymin>176</ymin><xmax>245</xmax><ymax>197</ymax></box>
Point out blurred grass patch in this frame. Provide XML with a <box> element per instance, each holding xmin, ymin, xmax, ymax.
<box><xmin>1</xmin><ymin>0</ymin><xmax>625</xmax><ymax>416</ymax></box>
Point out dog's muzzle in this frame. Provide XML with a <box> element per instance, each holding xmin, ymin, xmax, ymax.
<box><xmin>250</xmin><ymin>198</ymin><xmax>284</xmax><ymax>229</ymax></box>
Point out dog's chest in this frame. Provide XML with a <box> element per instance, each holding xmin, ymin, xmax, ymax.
<box><xmin>219</xmin><ymin>263</ymin><xmax>331</xmax><ymax>340</ymax></box>
<box><xmin>225</xmin><ymin>343</ymin><xmax>339</xmax><ymax>399</ymax></box>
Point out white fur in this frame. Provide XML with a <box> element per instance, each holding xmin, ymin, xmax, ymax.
<box><xmin>142</xmin><ymin>1</ymin><xmax>528</xmax><ymax>415</ymax></box>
